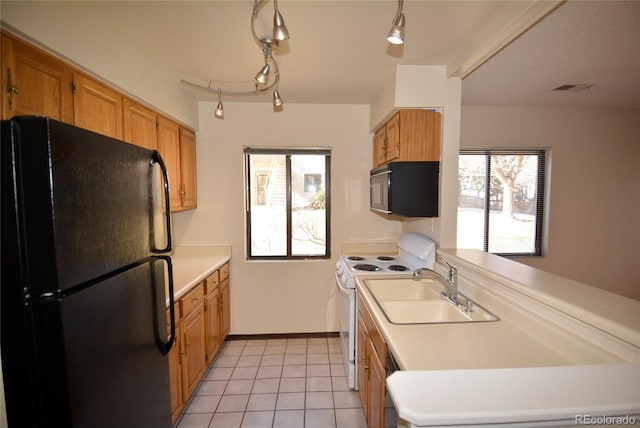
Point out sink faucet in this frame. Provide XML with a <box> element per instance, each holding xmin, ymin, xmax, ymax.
<box><xmin>441</xmin><ymin>258</ymin><xmax>458</xmax><ymax>301</ymax></box>
<box><xmin>413</xmin><ymin>258</ymin><xmax>460</xmax><ymax>305</ymax></box>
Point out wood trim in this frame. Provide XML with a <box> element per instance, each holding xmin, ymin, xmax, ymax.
<box><xmin>227</xmin><ymin>332</ymin><xmax>339</xmax><ymax>341</ymax></box>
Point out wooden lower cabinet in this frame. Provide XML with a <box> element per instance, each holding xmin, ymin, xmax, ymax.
<box><xmin>204</xmin><ymin>263</ymin><xmax>231</xmax><ymax>363</ymax></box>
<box><xmin>204</xmin><ymin>282</ymin><xmax>222</xmax><ymax>363</ymax></box>
<box><xmin>368</xmin><ymin>344</ymin><xmax>387</xmax><ymax>428</ymax></box>
<box><xmin>168</xmin><ymin>262</ymin><xmax>230</xmax><ymax>423</ymax></box>
<box><xmin>180</xmin><ymin>284</ymin><xmax>207</xmax><ymax>399</ymax></box>
<box><xmin>167</xmin><ymin>306</ymin><xmax>183</xmax><ymax>422</ymax></box>
<box><xmin>357</xmin><ymin>294</ymin><xmax>388</xmax><ymax>428</ymax></box>
<box><xmin>220</xmin><ymin>278</ymin><xmax>231</xmax><ymax>339</ymax></box>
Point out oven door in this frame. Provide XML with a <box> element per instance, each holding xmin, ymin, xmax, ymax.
<box><xmin>335</xmin><ymin>272</ymin><xmax>356</xmax><ymax>389</ymax></box>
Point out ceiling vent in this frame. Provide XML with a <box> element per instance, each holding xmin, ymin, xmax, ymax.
<box><xmin>553</xmin><ymin>84</ymin><xmax>594</xmax><ymax>92</ymax></box>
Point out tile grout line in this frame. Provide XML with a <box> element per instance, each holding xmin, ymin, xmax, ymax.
<box><xmin>177</xmin><ymin>336</ymin><xmax>361</xmax><ymax>428</ymax></box>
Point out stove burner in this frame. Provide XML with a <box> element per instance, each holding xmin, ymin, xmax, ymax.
<box><xmin>376</xmin><ymin>256</ymin><xmax>395</xmax><ymax>261</ymax></box>
<box><xmin>347</xmin><ymin>256</ymin><xmax>365</xmax><ymax>261</ymax></box>
<box><xmin>388</xmin><ymin>265</ymin><xmax>409</xmax><ymax>272</ymax></box>
<box><xmin>353</xmin><ymin>264</ymin><xmax>380</xmax><ymax>272</ymax></box>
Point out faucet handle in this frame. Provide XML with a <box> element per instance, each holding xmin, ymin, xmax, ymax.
<box><xmin>440</xmin><ymin>257</ymin><xmax>456</xmax><ymax>272</ymax></box>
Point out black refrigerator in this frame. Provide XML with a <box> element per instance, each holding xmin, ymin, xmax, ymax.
<box><xmin>1</xmin><ymin>117</ymin><xmax>176</xmax><ymax>428</ymax></box>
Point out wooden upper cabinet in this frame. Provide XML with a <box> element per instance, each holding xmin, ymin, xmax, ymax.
<box><xmin>373</xmin><ymin>109</ymin><xmax>442</xmax><ymax>168</ymax></box>
<box><xmin>1</xmin><ymin>33</ymin><xmax>73</xmax><ymax>122</ymax></box>
<box><xmin>156</xmin><ymin>116</ymin><xmax>182</xmax><ymax>210</ymax></box>
<box><xmin>156</xmin><ymin>116</ymin><xmax>198</xmax><ymax>212</ymax></box>
<box><xmin>73</xmin><ymin>72</ymin><xmax>123</xmax><ymax>140</ymax></box>
<box><xmin>179</xmin><ymin>127</ymin><xmax>197</xmax><ymax>210</ymax></box>
<box><xmin>123</xmin><ymin>98</ymin><xmax>157</xmax><ymax>150</ymax></box>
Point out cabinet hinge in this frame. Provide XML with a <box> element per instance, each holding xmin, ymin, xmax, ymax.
<box><xmin>71</xmin><ymin>81</ymin><xmax>77</xmax><ymax>94</ymax></box>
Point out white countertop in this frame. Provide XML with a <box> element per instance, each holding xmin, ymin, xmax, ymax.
<box><xmin>354</xmin><ymin>248</ymin><xmax>640</xmax><ymax>427</ymax></box>
<box><xmin>439</xmin><ymin>248</ymin><xmax>640</xmax><ymax>348</ymax></box>
<box><xmin>165</xmin><ymin>245</ymin><xmax>231</xmax><ymax>305</ymax></box>
<box><xmin>387</xmin><ymin>363</ymin><xmax>640</xmax><ymax>427</ymax></box>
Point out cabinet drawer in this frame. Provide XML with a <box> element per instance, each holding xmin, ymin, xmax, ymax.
<box><xmin>180</xmin><ymin>283</ymin><xmax>204</xmax><ymax>318</ymax></box>
<box><xmin>204</xmin><ymin>271</ymin><xmax>219</xmax><ymax>294</ymax></box>
<box><xmin>219</xmin><ymin>263</ymin><xmax>229</xmax><ymax>281</ymax></box>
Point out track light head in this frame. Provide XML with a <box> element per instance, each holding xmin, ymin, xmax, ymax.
<box><xmin>387</xmin><ymin>13</ymin><xmax>405</xmax><ymax>45</ymax></box>
<box><xmin>273</xmin><ymin>9</ymin><xmax>289</xmax><ymax>41</ymax></box>
<box><xmin>273</xmin><ymin>89</ymin><xmax>283</xmax><ymax>107</ymax></box>
<box><xmin>255</xmin><ymin>63</ymin><xmax>271</xmax><ymax>85</ymax></box>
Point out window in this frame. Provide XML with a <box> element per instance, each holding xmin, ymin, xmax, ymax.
<box><xmin>244</xmin><ymin>147</ymin><xmax>331</xmax><ymax>259</ymax></box>
<box><xmin>457</xmin><ymin>150</ymin><xmax>546</xmax><ymax>256</ymax></box>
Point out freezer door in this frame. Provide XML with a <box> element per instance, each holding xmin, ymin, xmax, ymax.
<box><xmin>3</xmin><ymin>258</ymin><xmax>172</xmax><ymax>428</ymax></box>
<box><xmin>3</xmin><ymin>117</ymin><xmax>171</xmax><ymax>293</ymax></box>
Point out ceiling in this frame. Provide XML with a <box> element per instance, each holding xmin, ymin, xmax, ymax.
<box><xmin>2</xmin><ymin>1</ymin><xmax>639</xmax><ymax>109</ymax></box>
<box><xmin>463</xmin><ymin>0</ymin><xmax>640</xmax><ymax>109</ymax></box>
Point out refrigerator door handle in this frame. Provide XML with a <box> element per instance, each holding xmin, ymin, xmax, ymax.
<box><xmin>155</xmin><ymin>255</ymin><xmax>176</xmax><ymax>356</ymax></box>
<box><xmin>150</xmin><ymin>152</ymin><xmax>173</xmax><ymax>254</ymax></box>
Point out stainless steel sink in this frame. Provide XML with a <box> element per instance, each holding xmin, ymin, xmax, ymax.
<box><xmin>363</xmin><ymin>278</ymin><xmax>499</xmax><ymax>325</ymax></box>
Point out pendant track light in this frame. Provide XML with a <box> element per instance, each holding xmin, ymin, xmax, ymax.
<box><xmin>273</xmin><ymin>88</ymin><xmax>283</xmax><ymax>107</ymax></box>
<box><xmin>181</xmin><ymin>0</ymin><xmax>290</xmax><ymax>119</ymax></box>
<box><xmin>214</xmin><ymin>87</ymin><xmax>224</xmax><ymax>119</ymax></box>
<box><xmin>273</xmin><ymin>0</ymin><xmax>290</xmax><ymax>41</ymax></box>
<box><xmin>387</xmin><ymin>0</ymin><xmax>406</xmax><ymax>45</ymax></box>
<box><xmin>255</xmin><ymin>63</ymin><xmax>271</xmax><ymax>85</ymax></box>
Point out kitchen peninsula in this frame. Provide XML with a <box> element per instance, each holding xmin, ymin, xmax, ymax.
<box><xmin>355</xmin><ymin>248</ymin><xmax>640</xmax><ymax>427</ymax></box>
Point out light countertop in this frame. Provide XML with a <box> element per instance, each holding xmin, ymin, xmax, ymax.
<box><xmin>388</xmin><ymin>363</ymin><xmax>640</xmax><ymax>427</ymax></box>
<box><xmin>354</xmin><ymin>248</ymin><xmax>640</xmax><ymax>427</ymax></box>
<box><xmin>165</xmin><ymin>245</ymin><xmax>231</xmax><ymax>305</ymax></box>
<box><xmin>356</xmin><ymin>274</ymin><xmax>596</xmax><ymax>372</ymax></box>
<box><xmin>439</xmin><ymin>248</ymin><xmax>640</xmax><ymax>348</ymax></box>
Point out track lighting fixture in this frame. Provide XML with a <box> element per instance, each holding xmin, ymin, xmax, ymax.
<box><xmin>255</xmin><ymin>63</ymin><xmax>271</xmax><ymax>85</ymax></box>
<box><xmin>214</xmin><ymin>88</ymin><xmax>224</xmax><ymax>119</ymax></box>
<box><xmin>273</xmin><ymin>88</ymin><xmax>283</xmax><ymax>107</ymax></box>
<box><xmin>181</xmin><ymin>0</ymin><xmax>290</xmax><ymax>118</ymax></box>
<box><xmin>273</xmin><ymin>0</ymin><xmax>290</xmax><ymax>41</ymax></box>
<box><xmin>387</xmin><ymin>0</ymin><xmax>406</xmax><ymax>45</ymax></box>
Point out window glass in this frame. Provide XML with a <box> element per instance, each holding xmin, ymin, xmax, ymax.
<box><xmin>245</xmin><ymin>148</ymin><xmax>330</xmax><ymax>259</ymax></box>
<box><xmin>458</xmin><ymin>150</ymin><xmax>546</xmax><ymax>256</ymax></box>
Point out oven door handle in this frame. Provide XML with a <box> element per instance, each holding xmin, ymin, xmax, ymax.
<box><xmin>335</xmin><ymin>272</ymin><xmax>352</xmax><ymax>294</ymax></box>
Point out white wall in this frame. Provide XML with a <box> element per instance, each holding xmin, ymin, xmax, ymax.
<box><xmin>460</xmin><ymin>105</ymin><xmax>640</xmax><ymax>300</ymax></box>
<box><xmin>172</xmin><ymin>102</ymin><xmax>402</xmax><ymax>334</ymax></box>
<box><xmin>370</xmin><ymin>65</ymin><xmax>463</xmax><ymax>248</ymax></box>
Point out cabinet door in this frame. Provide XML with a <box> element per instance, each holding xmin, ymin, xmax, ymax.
<box><xmin>156</xmin><ymin>116</ymin><xmax>182</xmax><ymax>210</ymax></box>
<box><xmin>179</xmin><ymin>127</ymin><xmax>197</xmax><ymax>209</ymax></box>
<box><xmin>397</xmin><ymin>109</ymin><xmax>441</xmax><ymax>162</ymax></box>
<box><xmin>123</xmin><ymin>98</ymin><xmax>157</xmax><ymax>150</ymax></box>
<box><xmin>181</xmin><ymin>303</ymin><xmax>206</xmax><ymax>399</ymax></box>
<box><xmin>73</xmin><ymin>72</ymin><xmax>123</xmax><ymax>139</ymax></box>
<box><xmin>205</xmin><ymin>287</ymin><xmax>221</xmax><ymax>363</ymax></box>
<box><xmin>167</xmin><ymin>307</ymin><xmax>183</xmax><ymax>423</ymax></box>
<box><xmin>356</xmin><ymin>315</ymin><xmax>369</xmax><ymax>419</ymax></box>
<box><xmin>373</xmin><ymin>127</ymin><xmax>387</xmax><ymax>168</ymax></box>
<box><xmin>220</xmin><ymin>279</ymin><xmax>231</xmax><ymax>340</ymax></box>
<box><xmin>368</xmin><ymin>343</ymin><xmax>386</xmax><ymax>428</ymax></box>
<box><xmin>1</xmin><ymin>33</ymin><xmax>73</xmax><ymax>122</ymax></box>
<box><xmin>384</xmin><ymin>113</ymin><xmax>400</xmax><ymax>162</ymax></box>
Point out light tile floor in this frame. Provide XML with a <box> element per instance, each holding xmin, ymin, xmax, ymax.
<box><xmin>176</xmin><ymin>337</ymin><xmax>367</xmax><ymax>428</ymax></box>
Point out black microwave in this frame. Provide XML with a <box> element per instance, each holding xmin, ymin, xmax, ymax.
<box><xmin>370</xmin><ymin>161</ymin><xmax>439</xmax><ymax>217</ymax></box>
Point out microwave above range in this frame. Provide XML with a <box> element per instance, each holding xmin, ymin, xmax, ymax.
<box><xmin>370</xmin><ymin>161</ymin><xmax>439</xmax><ymax>217</ymax></box>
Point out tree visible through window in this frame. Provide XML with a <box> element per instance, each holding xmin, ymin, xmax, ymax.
<box><xmin>457</xmin><ymin>150</ymin><xmax>546</xmax><ymax>256</ymax></box>
<box><xmin>244</xmin><ymin>147</ymin><xmax>330</xmax><ymax>259</ymax></box>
